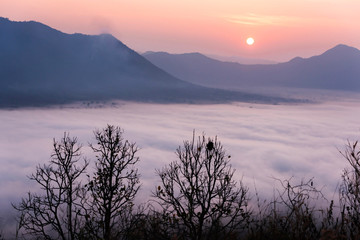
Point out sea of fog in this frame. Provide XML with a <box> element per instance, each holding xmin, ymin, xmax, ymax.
<box><xmin>1</xmin><ymin>98</ymin><xmax>360</xmax><ymax>233</ymax></box>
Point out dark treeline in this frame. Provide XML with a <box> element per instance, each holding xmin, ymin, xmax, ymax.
<box><xmin>4</xmin><ymin>125</ymin><xmax>360</xmax><ymax>239</ymax></box>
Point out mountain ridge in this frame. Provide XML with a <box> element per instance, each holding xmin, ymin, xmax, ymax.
<box><xmin>0</xmin><ymin>17</ymin><xmax>291</xmax><ymax>107</ymax></box>
<box><xmin>144</xmin><ymin>44</ymin><xmax>360</xmax><ymax>91</ymax></box>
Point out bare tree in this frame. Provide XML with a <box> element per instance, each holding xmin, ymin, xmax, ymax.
<box><xmin>84</xmin><ymin>125</ymin><xmax>140</xmax><ymax>240</ymax></box>
<box><xmin>13</xmin><ymin>133</ymin><xmax>88</xmax><ymax>240</ymax></box>
<box><xmin>271</xmin><ymin>177</ymin><xmax>323</xmax><ymax>239</ymax></box>
<box><xmin>153</xmin><ymin>133</ymin><xmax>250</xmax><ymax>240</ymax></box>
<box><xmin>339</xmin><ymin>140</ymin><xmax>360</xmax><ymax>239</ymax></box>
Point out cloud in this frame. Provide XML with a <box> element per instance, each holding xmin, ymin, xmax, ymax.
<box><xmin>1</xmin><ymin>99</ymin><xmax>359</xmax><ymax>232</ymax></box>
<box><xmin>224</xmin><ymin>13</ymin><xmax>300</xmax><ymax>26</ymax></box>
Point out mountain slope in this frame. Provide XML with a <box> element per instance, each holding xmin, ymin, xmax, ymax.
<box><xmin>0</xmin><ymin>17</ymin><xmax>289</xmax><ymax>107</ymax></box>
<box><xmin>143</xmin><ymin>45</ymin><xmax>360</xmax><ymax>91</ymax></box>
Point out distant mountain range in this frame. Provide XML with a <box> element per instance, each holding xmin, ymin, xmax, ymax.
<box><xmin>143</xmin><ymin>45</ymin><xmax>360</xmax><ymax>91</ymax></box>
<box><xmin>0</xmin><ymin>17</ymin><xmax>288</xmax><ymax>107</ymax></box>
<box><xmin>206</xmin><ymin>54</ymin><xmax>277</xmax><ymax>65</ymax></box>
<box><xmin>2</xmin><ymin>17</ymin><xmax>357</xmax><ymax>108</ymax></box>
<box><xmin>144</xmin><ymin>51</ymin><xmax>278</xmax><ymax>65</ymax></box>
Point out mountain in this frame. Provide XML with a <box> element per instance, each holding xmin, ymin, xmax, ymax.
<box><xmin>204</xmin><ymin>54</ymin><xmax>277</xmax><ymax>65</ymax></box>
<box><xmin>143</xmin><ymin>45</ymin><xmax>360</xmax><ymax>91</ymax></box>
<box><xmin>0</xmin><ymin>17</ymin><xmax>288</xmax><ymax>107</ymax></box>
<box><xmin>144</xmin><ymin>51</ymin><xmax>277</xmax><ymax>65</ymax></box>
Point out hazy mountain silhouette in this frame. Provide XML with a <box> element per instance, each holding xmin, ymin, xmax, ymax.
<box><xmin>206</xmin><ymin>54</ymin><xmax>277</xmax><ymax>65</ymax></box>
<box><xmin>144</xmin><ymin>45</ymin><xmax>360</xmax><ymax>91</ymax></box>
<box><xmin>144</xmin><ymin>51</ymin><xmax>277</xmax><ymax>65</ymax></box>
<box><xmin>0</xmin><ymin>17</ymin><xmax>289</xmax><ymax>107</ymax></box>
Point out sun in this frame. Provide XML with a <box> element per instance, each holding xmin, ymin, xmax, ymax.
<box><xmin>246</xmin><ymin>37</ymin><xmax>255</xmax><ymax>45</ymax></box>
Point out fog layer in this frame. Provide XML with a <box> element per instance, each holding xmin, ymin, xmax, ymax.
<box><xmin>1</xmin><ymin>100</ymin><xmax>359</xmax><ymax>231</ymax></box>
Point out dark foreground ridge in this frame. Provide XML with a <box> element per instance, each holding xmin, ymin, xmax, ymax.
<box><xmin>0</xmin><ymin>17</ymin><xmax>294</xmax><ymax>108</ymax></box>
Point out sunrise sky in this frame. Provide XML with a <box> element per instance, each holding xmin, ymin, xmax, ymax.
<box><xmin>1</xmin><ymin>0</ymin><xmax>359</xmax><ymax>61</ymax></box>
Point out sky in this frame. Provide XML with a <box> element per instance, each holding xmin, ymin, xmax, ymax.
<box><xmin>1</xmin><ymin>0</ymin><xmax>360</xmax><ymax>61</ymax></box>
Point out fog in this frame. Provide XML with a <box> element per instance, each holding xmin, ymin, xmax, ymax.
<box><xmin>1</xmin><ymin>99</ymin><xmax>360</xmax><ymax>232</ymax></box>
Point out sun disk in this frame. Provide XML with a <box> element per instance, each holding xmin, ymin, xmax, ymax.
<box><xmin>246</xmin><ymin>37</ymin><xmax>254</xmax><ymax>45</ymax></box>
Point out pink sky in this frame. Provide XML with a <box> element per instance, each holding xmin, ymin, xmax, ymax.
<box><xmin>1</xmin><ymin>0</ymin><xmax>359</xmax><ymax>61</ymax></box>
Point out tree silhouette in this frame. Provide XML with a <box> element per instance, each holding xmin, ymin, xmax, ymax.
<box><xmin>153</xmin><ymin>133</ymin><xmax>251</xmax><ymax>240</ymax></box>
<box><xmin>339</xmin><ymin>140</ymin><xmax>360</xmax><ymax>239</ymax></box>
<box><xmin>13</xmin><ymin>133</ymin><xmax>88</xmax><ymax>240</ymax></box>
<box><xmin>84</xmin><ymin>125</ymin><xmax>140</xmax><ymax>240</ymax></box>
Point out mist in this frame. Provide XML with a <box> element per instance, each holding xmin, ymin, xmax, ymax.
<box><xmin>1</xmin><ymin>99</ymin><xmax>360</xmax><ymax>233</ymax></box>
